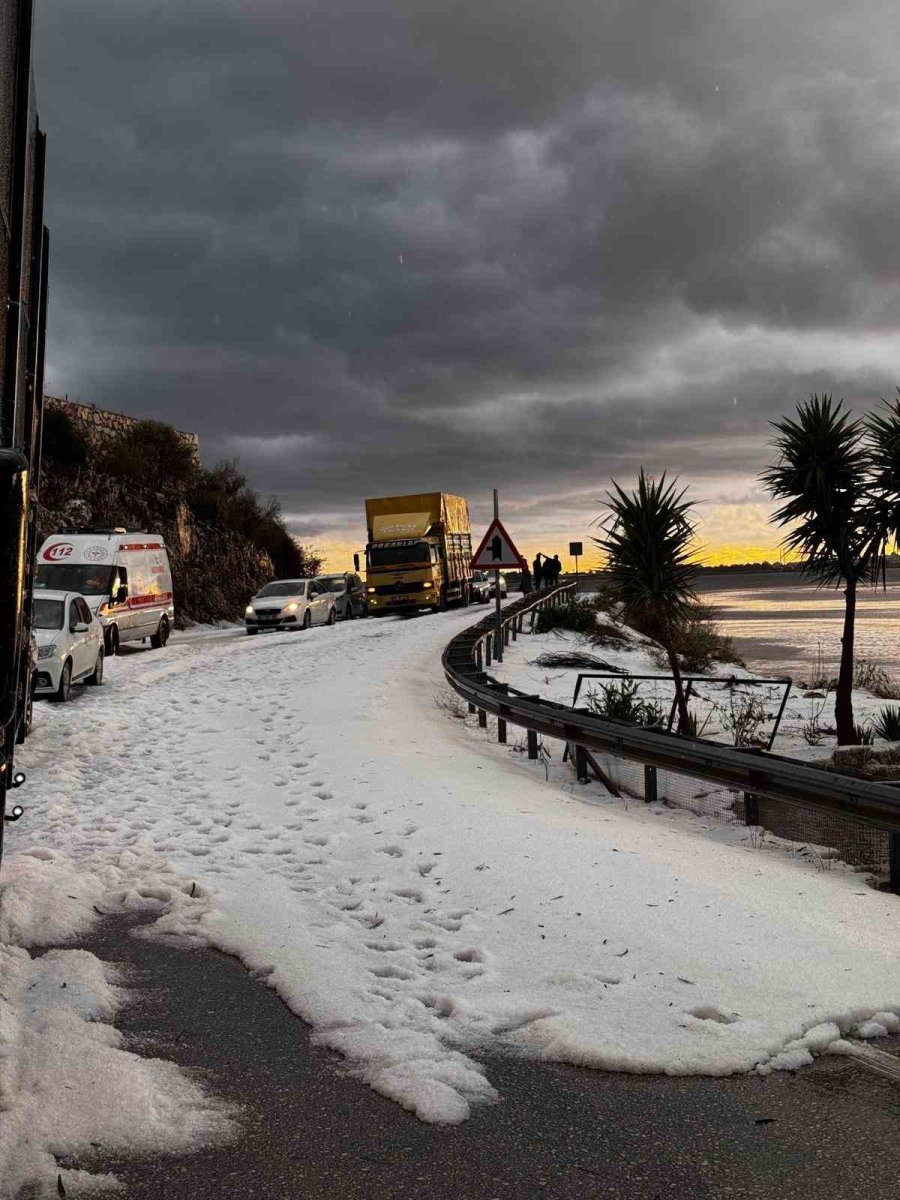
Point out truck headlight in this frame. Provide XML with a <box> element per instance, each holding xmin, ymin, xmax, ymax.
<box><xmin>245</xmin><ymin>605</ymin><xmax>255</xmax><ymax>616</ymax></box>
<box><xmin>367</xmin><ymin>587</ymin><xmax>376</xmax><ymax>594</ymax></box>
<box><xmin>37</xmin><ymin>644</ymin><xmax>56</xmax><ymax>659</ymax></box>
<box><xmin>422</xmin><ymin>582</ymin><xmax>433</xmax><ymax>590</ymax></box>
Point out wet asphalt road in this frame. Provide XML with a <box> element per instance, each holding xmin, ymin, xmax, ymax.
<box><xmin>66</xmin><ymin>917</ymin><xmax>900</xmax><ymax>1200</ymax></box>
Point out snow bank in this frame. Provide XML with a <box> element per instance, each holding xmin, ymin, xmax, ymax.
<box><xmin>0</xmin><ymin>938</ymin><xmax>233</xmax><ymax>1198</ymax></box>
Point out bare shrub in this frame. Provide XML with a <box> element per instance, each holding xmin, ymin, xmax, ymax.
<box><xmin>853</xmin><ymin>658</ymin><xmax>900</xmax><ymax>700</ymax></box>
<box><xmin>722</xmin><ymin>691</ymin><xmax>768</xmax><ymax>747</ymax></box>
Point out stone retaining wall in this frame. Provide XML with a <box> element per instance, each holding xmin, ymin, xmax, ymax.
<box><xmin>44</xmin><ymin>394</ymin><xmax>199</xmax><ymax>454</ymax></box>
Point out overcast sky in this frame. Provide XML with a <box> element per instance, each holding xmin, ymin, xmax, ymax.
<box><xmin>35</xmin><ymin>0</ymin><xmax>900</xmax><ymax>568</ymax></box>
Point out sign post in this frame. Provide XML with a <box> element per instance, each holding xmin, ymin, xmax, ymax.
<box><xmin>569</xmin><ymin>541</ymin><xmax>583</xmax><ymax>590</ymax></box>
<box><xmin>492</xmin><ymin>490</ymin><xmax>502</xmax><ymax>661</ymax></box>
<box><xmin>470</xmin><ymin>492</ymin><xmax>526</xmax><ymax>667</ymax></box>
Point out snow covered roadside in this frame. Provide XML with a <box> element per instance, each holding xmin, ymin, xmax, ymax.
<box><xmin>0</xmin><ymin>851</ymin><xmax>234</xmax><ymax>1197</ymax></box>
<box><xmin>491</xmin><ymin>608</ymin><xmax>900</xmax><ymax>761</ymax></box>
<box><xmin>3</xmin><ymin>607</ymin><xmax>900</xmax><ymax>1182</ymax></box>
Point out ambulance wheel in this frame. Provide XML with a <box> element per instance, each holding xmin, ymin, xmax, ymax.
<box><xmin>150</xmin><ymin>617</ymin><xmax>169</xmax><ymax>649</ymax></box>
<box><xmin>105</xmin><ymin>626</ymin><xmax>120</xmax><ymax>657</ymax></box>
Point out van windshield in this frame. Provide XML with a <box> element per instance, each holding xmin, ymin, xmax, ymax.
<box><xmin>33</xmin><ymin>598</ymin><xmax>65</xmax><ymax>630</ymax></box>
<box><xmin>35</xmin><ymin>563</ymin><xmax>112</xmax><ymax>596</ymax></box>
<box><xmin>368</xmin><ymin>542</ymin><xmax>431</xmax><ymax>568</ymax></box>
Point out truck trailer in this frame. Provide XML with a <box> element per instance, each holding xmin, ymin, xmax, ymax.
<box><xmin>364</xmin><ymin>493</ymin><xmax>473</xmax><ymax>613</ymax></box>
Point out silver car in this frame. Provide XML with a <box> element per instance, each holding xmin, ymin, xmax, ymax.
<box><xmin>33</xmin><ymin>591</ymin><xmax>105</xmax><ymax>701</ymax></box>
<box><xmin>245</xmin><ymin>579</ymin><xmax>337</xmax><ymax>634</ymax></box>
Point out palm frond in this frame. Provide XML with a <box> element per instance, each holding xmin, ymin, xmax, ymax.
<box><xmin>593</xmin><ymin>470</ymin><xmax>698</xmax><ymax>628</ymax></box>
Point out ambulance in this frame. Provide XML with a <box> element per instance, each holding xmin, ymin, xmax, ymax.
<box><xmin>35</xmin><ymin>528</ymin><xmax>175</xmax><ymax>655</ymax></box>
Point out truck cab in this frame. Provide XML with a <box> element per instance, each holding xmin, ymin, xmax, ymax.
<box><xmin>364</xmin><ymin>493</ymin><xmax>473</xmax><ymax>614</ymax></box>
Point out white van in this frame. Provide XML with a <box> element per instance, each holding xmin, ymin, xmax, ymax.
<box><xmin>35</xmin><ymin>528</ymin><xmax>174</xmax><ymax>655</ymax></box>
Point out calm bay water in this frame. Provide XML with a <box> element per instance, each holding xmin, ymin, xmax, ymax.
<box><xmin>698</xmin><ymin>569</ymin><xmax>900</xmax><ymax>682</ymax></box>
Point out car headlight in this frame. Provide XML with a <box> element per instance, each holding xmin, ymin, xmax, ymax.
<box><xmin>422</xmin><ymin>582</ymin><xmax>433</xmax><ymax>590</ymax></box>
<box><xmin>367</xmin><ymin>587</ymin><xmax>376</xmax><ymax>594</ymax></box>
<box><xmin>285</xmin><ymin>602</ymin><xmax>299</xmax><ymax>612</ymax></box>
<box><xmin>245</xmin><ymin>605</ymin><xmax>255</xmax><ymax>615</ymax></box>
<box><xmin>37</xmin><ymin>644</ymin><xmax>56</xmax><ymax>659</ymax></box>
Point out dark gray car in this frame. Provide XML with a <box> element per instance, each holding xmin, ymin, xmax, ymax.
<box><xmin>315</xmin><ymin>573</ymin><xmax>368</xmax><ymax>620</ymax></box>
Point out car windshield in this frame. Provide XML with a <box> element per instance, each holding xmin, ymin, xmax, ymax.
<box><xmin>318</xmin><ymin>577</ymin><xmax>346</xmax><ymax>593</ymax></box>
<box><xmin>368</xmin><ymin>542</ymin><xmax>431</xmax><ymax>568</ymax></box>
<box><xmin>256</xmin><ymin>581</ymin><xmax>304</xmax><ymax>598</ymax></box>
<box><xmin>35</xmin><ymin>563</ymin><xmax>112</xmax><ymax>596</ymax></box>
<box><xmin>33</xmin><ymin>598</ymin><xmax>64</xmax><ymax>630</ymax></box>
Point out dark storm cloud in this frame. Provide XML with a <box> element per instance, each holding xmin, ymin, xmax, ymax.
<box><xmin>34</xmin><ymin>0</ymin><xmax>900</xmax><ymax>553</ymax></box>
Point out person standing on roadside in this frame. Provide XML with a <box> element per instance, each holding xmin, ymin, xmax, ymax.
<box><xmin>520</xmin><ymin>562</ymin><xmax>532</xmax><ymax>594</ymax></box>
<box><xmin>532</xmin><ymin>553</ymin><xmax>544</xmax><ymax>589</ymax></box>
<box><xmin>549</xmin><ymin>553</ymin><xmax>562</xmax><ymax>586</ymax></box>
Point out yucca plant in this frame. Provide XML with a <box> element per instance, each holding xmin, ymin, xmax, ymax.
<box><xmin>761</xmin><ymin>396</ymin><xmax>876</xmax><ymax>746</ymax></box>
<box><xmin>874</xmin><ymin>705</ymin><xmax>900</xmax><ymax>742</ymax></box>
<box><xmin>594</xmin><ymin>471</ymin><xmax>698</xmax><ymax>732</ymax></box>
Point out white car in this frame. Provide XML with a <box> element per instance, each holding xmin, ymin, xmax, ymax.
<box><xmin>489</xmin><ymin>574</ymin><xmax>508</xmax><ymax>599</ymax></box>
<box><xmin>245</xmin><ymin>579</ymin><xmax>337</xmax><ymax>634</ymax></box>
<box><xmin>33</xmin><ymin>591</ymin><xmax>105</xmax><ymax>701</ymax></box>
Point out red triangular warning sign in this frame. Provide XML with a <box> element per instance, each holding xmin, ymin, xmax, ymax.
<box><xmin>470</xmin><ymin>518</ymin><xmax>526</xmax><ymax>570</ymax></box>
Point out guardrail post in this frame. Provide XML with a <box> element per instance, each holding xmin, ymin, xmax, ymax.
<box><xmin>511</xmin><ymin>620</ymin><xmax>517</xmax><ymax>641</ymax></box>
<box><xmin>744</xmin><ymin>792</ymin><xmax>759</xmax><ymax>826</ymax></box>
<box><xmin>485</xmin><ymin>635</ymin><xmax>492</xmax><ymax>668</ymax></box>
<box><xmin>644</xmin><ymin>765</ymin><xmax>658</xmax><ymax>804</ymax></box>
<box><xmin>476</xmin><ymin>644</ymin><xmax>483</xmax><ymax>671</ymax></box>
<box><xmin>575</xmin><ymin>745</ymin><xmax>589</xmax><ymax>784</ymax></box>
<box><xmin>889</xmin><ymin>835</ymin><xmax>900</xmax><ymax>895</ymax></box>
<box><xmin>527</xmin><ymin>730</ymin><xmax>538</xmax><ymax>760</ymax></box>
<box><xmin>478</xmin><ymin>709</ymin><xmax>487</xmax><ymax>728</ymax></box>
<box><xmin>468</xmin><ymin>702</ymin><xmax>476</xmax><ymax>714</ymax></box>
<box><xmin>498</xmin><ymin>718</ymin><xmax>507</xmax><ymax>744</ymax></box>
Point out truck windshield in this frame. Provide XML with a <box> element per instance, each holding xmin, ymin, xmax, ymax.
<box><xmin>33</xmin><ymin>598</ymin><xmax>65</xmax><ymax>630</ymax></box>
<box><xmin>35</xmin><ymin>564</ymin><xmax>112</xmax><ymax>596</ymax></box>
<box><xmin>368</xmin><ymin>543</ymin><xmax>431</xmax><ymax>568</ymax></box>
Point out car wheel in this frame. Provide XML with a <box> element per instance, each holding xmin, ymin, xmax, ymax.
<box><xmin>54</xmin><ymin>660</ymin><xmax>73</xmax><ymax>703</ymax></box>
<box><xmin>302</xmin><ymin>610</ymin><xmax>312</xmax><ymax>630</ymax></box>
<box><xmin>87</xmin><ymin>650</ymin><xmax>104</xmax><ymax>686</ymax></box>
<box><xmin>150</xmin><ymin>617</ymin><xmax>169</xmax><ymax>649</ymax></box>
<box><xmin>344</xmin><ymin>601</ymin><xmax>354</xmax><ymax>620</ymax></box>
<box><xmin>105</xmin><ymin>625</ymin><xmax>120</xmax><ymax>656</ymax></box>
<box><xmin>246</xmin><ymin>627</ymin><xmax>258</xmax><ymax>636</ymax></box>
<box><xmin>327</xmin><ymin>606</ymin><xmax>337</xmax><ymax>626</ymax></box>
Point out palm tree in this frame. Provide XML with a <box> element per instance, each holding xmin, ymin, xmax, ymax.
<box><xmin>865</xmin><ymin>390</ymin><xmax>900</xmax><ymax>581</ymax></box>
<box><xmin>761</xmin><ymin>395</ymin><xmax>874</xmax><ymax>745</ymax></box>
<box><xmin>595</xmin><ymin>470</ymin><xmax>698</xmax><ymax>732</ymax></box>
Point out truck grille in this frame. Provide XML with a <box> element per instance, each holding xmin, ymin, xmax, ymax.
<box><xmin>374</xmin><ymin>582</ymin><xmax>425</xmax><ymax>595</ymax></box>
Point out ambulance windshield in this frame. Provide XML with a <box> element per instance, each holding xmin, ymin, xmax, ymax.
<box><xmin>35</xmin><ymin>564</ymin><xmax>113</xmax><ymax>596</ymax></box>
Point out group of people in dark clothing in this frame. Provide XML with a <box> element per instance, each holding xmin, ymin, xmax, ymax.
<box><xmin>520</xmin><ymin>552</ymin><xmax>562</xmax><ymax>593</ymax></box>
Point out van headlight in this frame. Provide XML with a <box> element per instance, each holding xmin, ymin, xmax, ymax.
<box><xmin>285</xmin><ymin>602</ymin><xmax>299</xmax><ymax>612</ymax></box>
<box><xmin>37</xmin><ymin>644</ymin><xmax>56</xmax><ymax>659</ymax></box>
<box><xmin>245</xmin><ymin>605</ymin><xmax>254</xmax><ymax>615</ymax></box>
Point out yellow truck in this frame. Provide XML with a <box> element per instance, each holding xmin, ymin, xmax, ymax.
<box><xmin>364</xmin><ymin>493</ymin><xmax>473</xmax><ymax>613</ymax></box>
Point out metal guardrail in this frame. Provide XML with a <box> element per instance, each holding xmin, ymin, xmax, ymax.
<box><xmin>442</xmin><ymin>584</ymin><xmax>900</xmax><ymax>891</ymax></box>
